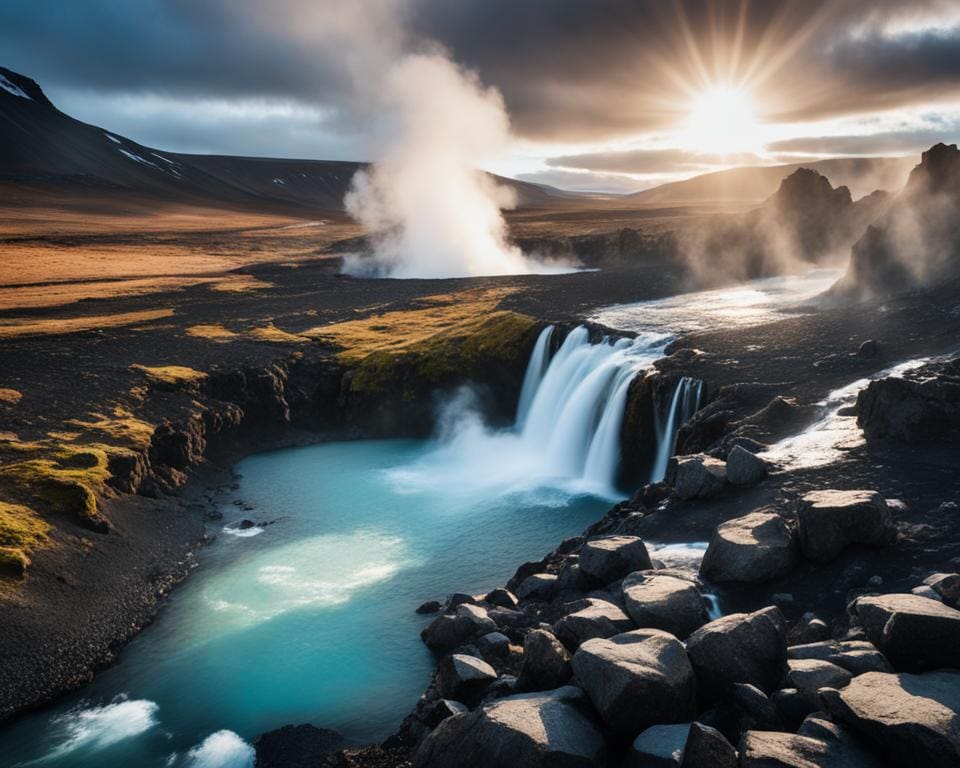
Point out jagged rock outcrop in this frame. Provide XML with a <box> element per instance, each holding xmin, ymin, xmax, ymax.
<box><xmin>679</xmin><ymin>168</ymin><xmax>889</xmax><ymax>281</ymax></box>
<box><xmin>835</xmin><ymin>143</ymin><xmax>960</xmax><ymax>299</ymax></box>
<box><xmin>856</xmin><ymin>355</ymin><xmax>960</xmax><ymax>443</ymax></box>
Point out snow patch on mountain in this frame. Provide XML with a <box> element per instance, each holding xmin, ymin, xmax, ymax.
<box><xmin>0</xmin><ymin>74</ymin><xmax>31</xmax><ymax>100</ymax></box>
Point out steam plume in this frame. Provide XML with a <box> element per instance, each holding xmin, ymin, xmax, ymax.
<box><xmin>344</xmin><ymin>51</ymin><xmax>568</xmax><ymax>278</ymax></box>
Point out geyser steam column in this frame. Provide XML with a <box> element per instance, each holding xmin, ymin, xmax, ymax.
<box><xmin>344</xmin><ymin>52</ymin><xmax>563</xmax><ymax>278</ymax></box>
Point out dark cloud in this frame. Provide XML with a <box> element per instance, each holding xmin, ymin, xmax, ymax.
<box><xmin>2</xmin><ymin>0</ymin><xmax>960</xmax><ymax>158</ymax></box>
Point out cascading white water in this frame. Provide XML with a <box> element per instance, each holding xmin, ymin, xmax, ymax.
<box><xmin>515</xmin><ymin>325</ymin><xmax>555</xmax><ymax>428</ymax></box>
<box><xmin>515</xmin><ymin>325</ymin><xmax>688</xmax><ymax>493</ymax></box>
<box><xmin>392</xmin><ymin>325</ymin><xmax>701</xmax><ymax>499</ymax></box>
<box><xmin>650</xmin><ymin>377</ymin><xmax>704</xmax><ymax>482</ymax></box>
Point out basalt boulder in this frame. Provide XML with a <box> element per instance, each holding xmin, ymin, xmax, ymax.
<box><xmin>578</xmin><ymin>535</ymin><xmax>653</xmax><ymax>586</ymax></box>
<box><xmin>572</xmin><ymin>628</ymin><xmax>697</xmax><ymax>737</ymax></box>
<box><xmin>437</xmin><ymin>654</ymin><xmax>497</xmax><ymax>703</ymax></box>
<box><xmin>421</xmin><ymin>604</ymin><xmax>497</xmax><ymax>652</ymax></box>
<box><xmin>553</xmin><ymin>598</ymin><xmax>634</xmax><ymax>649</ymax></box>
<box><xmin>680</xmin><ymin>722</ymin><xmax>737</xmax><ymax>768</ymax></box>
<box><xmin>700</xmin><ymin>511</ymin><xmax>797</xmax><ymax>584</ymax></box>
<box><xmin>796</xmin><ymin>490</ymin><xmax>895</xmax><ymax>562</ymax></box>
<box><xmin>725</xmin><ymin>445</ymin><xmax>768</xmax><ymax>486</ymax></box>
<box><xmin>667</xmin><ymin>454</ymin><xmax>727</xmax><ymax>500</ymax></box>
<box><xmin>517</xmin><ymin>629</ymin><xmax>572</xmax><ymax>692</ymax></box>
<box><xmin>621</xmin><ymin>571</ymin><xmax>708</xmax><ymax>638</ymax></box>
<box><xmin>786</xmin><ymin>658</ymin><xmax>853</xmax><ymax>707</ymax></box>
<box><xmin>411</xmin><ymin>685</ymin><xmax>607</xmax><ymax>768</ymax></box>
<box><xmin>822</xmin><ymin>670</ymin><xmax>960</xmax><ymax>768</ymax></box>
<box><xmin>685</xmin><ymin>607</ymin><xmax>787</xmax><ymax>700</ymax></box>
<box><xmin>624</xmin><ymin>723</ymin><xmax>691</xmax><ymax>768</ymax></box>
<box><xmin>787</xmin><ymin>640</ymin><xmax>893</xmax><ymax>676</ymax></box>
<box><xmin>852</xmin><ymin>593</ymin><xmax>960</xmax><ymax>671</ymax></box>
<box><xmin>739</xmin><ymin>717</ymin><xmax>883</xmax><ymax>768</ymax></box>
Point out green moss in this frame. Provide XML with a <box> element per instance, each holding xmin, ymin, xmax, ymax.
<box><xmin>346</xmin><ymin>311</ymin><xmax>538</xmax><ymax>397</ymax></box>
<box><xmin>0</xmin><ymin>443</ymin><xmax>110</xmax><ymax>529</ymax></box>
<box><xmin>0</xmin><ymin>501</ymin><xmax>49</xmax><ymax>548</ymax></box>
<box><xmin>0</xmin><ymin>547</ymin><xmax>30</xmax><ymax>578</ymax></box>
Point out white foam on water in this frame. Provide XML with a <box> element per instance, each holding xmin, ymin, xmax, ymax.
<box><xmin>21</xmin><ymin>697</ymin><xmax>158</xmax><ymax>764</ymax></box>
<box><xmin>221</xmin><ymin>523</ymin><xmax>263</xmax><ymax>538</ymax></box>
<box><xmin>184</xmin><ymin>730</ymin><xmax>254</xmax><ymax>768</ymax></box>
<box><xmin>199</xmin><ymin>530</ymin><xmax>416</xmax><ymax>630</ymax></box>
<box><xmin>767</xmin><ymin>357</ymin><xmax>931</xmax><ymax>470</ymax></box>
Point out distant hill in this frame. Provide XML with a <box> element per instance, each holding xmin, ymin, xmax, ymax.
<box><xmin>0</xmin><ymin>66</ymin><xmax>572</xmax><ymax>214</ymax></box>
<box><xmin>627</xmin><ymin>157</ymin><xmax>918</xmax><ymax>206</ymax></box>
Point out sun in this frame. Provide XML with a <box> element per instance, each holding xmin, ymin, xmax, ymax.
<box><xmin>682</xmin><ymin>85</ymin><xmax>762</xmax><ymax>156</ymax></box>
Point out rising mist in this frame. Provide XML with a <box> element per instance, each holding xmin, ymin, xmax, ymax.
<box><xmin>343</xmin><ymin>52</ymin><xmax>569</xmax><ymax>279</ymax></box>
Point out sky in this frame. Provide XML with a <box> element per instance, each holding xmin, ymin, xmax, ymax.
<box><xmin>4</xmin><ymin>0</ymin><xmax>960</xmax><ymax>193</ymax></box>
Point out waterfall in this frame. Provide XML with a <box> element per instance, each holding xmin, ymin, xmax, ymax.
<box><xmin>515</xmin><ymin>326</ymin><xmax>659</xmax><ymax>494</ymax></box>
<box><xmin>399</xmin><ymin>325</ymin><xmax>700</xmax><ymax>501</ymax></box>
<box><xmin>650</xmin><ymin>377</ymin><xmax>703</xmax><ymax>482</ymax></box>
<box><xmin>516</xmin><ymin>325</ymin><xmax>555</xmax><ymax>428</ymax></box>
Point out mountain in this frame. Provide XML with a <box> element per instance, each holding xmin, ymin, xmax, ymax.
<box><xmin>626</xmin><ymin>157</ymin><xmax>917</xmax><ymax>206</ymax></box>
<box><xmin>833</xmin><ymin>143</ymin><xmax>960</xmax><ymax>299</ymax></box>
<box><xmin>677</xmin><ymin>168</ymin><xmax>891</xmax><ymax>280</ymax></box>
<box><xmin>0</xmin><ymin>66</ymin><xmax>571</xmax><ymax>214</ymax></box>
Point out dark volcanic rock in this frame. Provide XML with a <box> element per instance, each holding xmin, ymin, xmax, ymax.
<box><xmin>852</xmin><ymin>593</ymin><xmax>960</xmax><ymax>671</ymax></box>
<box><xmin>856</xmin><ymin>356</ymin><xmax>960</xmax><ymax>443</ymax></box>
<box><xmin>725</xmin><ymin>445</ymin><xmax>768</xmax><ymax>486</ymax></box>
<box><xmin>416</xmin><ymin>600</ymin><xmax>442</xmax><ymax>615</ymax></box>
<box><xmin>572</xmin><ymin>628</ymin><xmax>696</xmax><ymax>737</ymax></box>
<box><xmin>668</xmin><ymin>454</ymin><xmax>726</xmax><ymax>500</ymax></box>
<box><xmin>822</xmin><ymin>670</ymin><xmax>960</xmax><ymax>768</ymax></box>
<box><xmin>836</xmin><ymin>142</ymin><xmax>960</xmax><ymax>299</ymax></box>
<box><xmin>786</xmin><ymin>658</ymin><xmax>853</xmax><ymax>707</ymax></box>
<box><xmin>796</xmin><ymin>490</ymin><xmax>895</xmax><ymax>562</ymax></box>
<box><xmin>411</xmin><ymin>685</ymin><xmax>606</xmax><ymax>768</ymax></box>
<box><xmin>553</xmin><ymin>598</ymin><xmax>634</xmax><ymax>649</ymax></box>
<box><xmin>437</xmin><ymin>654</ymin><xmax>497</xmax><ymax>703</ymax></box>
<box><xmin>787</xmin><ymin>640</ymin><xmax>893</xmax><ymax>676</ymax></box>
<box><xmin>578</xmin><ymin>535</ymin><xmax>653</xmax><ymax>585</ymax></box>
<box><xmin>621</xmin><ymin>571</ymin><xmax>708</xmax><ymax>638</ymax></box>
<box><xmin>514</xmin><ymin>573</ymin><xmax>558</xmax><ymax>602</ymax></box>
<box><xmin>254</xmin><ymin>724</ymin><xmax>344</xmax><ymax>768</ymax></box>
<box><xmin>700</xmin><ymin>511</ymin><xmax>797</xmax><ymax>583</ymax></box>
<box><xmin>517</xmin><ymin>629</ymin><xmax>572</xmax><ymax>692</ymax></box>
<box><xmin>739</xmin><ymin>719</ymin><xmax>883</xmax><ymax>768</ymax></box>
<box><xmin>421</xmin><ymin>604</ymin><xmax>496</xmax><ymax>652</ymax></box>
<box><xmin>624</xmin><ymin>723</ymin><xmax>690</xmax><ymax>768</ymax></box>
<box><xmin>680</xmin><ymin>722</ymin><xmax>737</xmax><ymax>768</ymax></box>
<box><xmin>685</xmin><ymin>607</ymin><xmax>787</xmax><ymax>700</ymax></box>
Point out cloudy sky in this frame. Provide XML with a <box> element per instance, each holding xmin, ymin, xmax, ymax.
<box><xmin>4</xmin><ymin>0</ymin><xmax>960</xmax><ymax>192</ymax></box>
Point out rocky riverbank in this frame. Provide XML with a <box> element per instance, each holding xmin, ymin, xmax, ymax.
<box><xmin>256</xmin><ymin>348</ymin><xmax>960</xmax><ymax>767</ymax></box>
